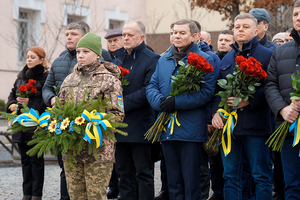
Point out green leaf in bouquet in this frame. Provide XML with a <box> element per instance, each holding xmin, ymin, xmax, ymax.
<box><xmin>290</xmin><ymin>96</ymin><xmax>300</xmax><ymax>100</ymax></box>
<box><xmin>218</xmin><ymin>79</ymin><xmax>227</xmax><ymax>86</ymax></box>
<box><xmin>254</xmin><ymin>82</ymin><xmax>261</xmax><ymax>86</ymax></box>
<box><xmin>178</xmin><ymin>60</ymin><xmax>185</xmax><ymax>67</ymax></box>
<box><xmin>226</xmin><ymin>74</ymin><xmax>234</xmax><ymax>80</ymax></box>
<box><xmin>232</xmin><ymin>98</ymin><xmax>241</xmax><ymax>107</ymax></box>
<box><xmin>243</xmin><ymin>96</ymin><xmax>249</xmax><ymax>102</ymax></box>
<box><xmin>248</xmin><ymin>85</ymin><xmax>255</xmax><ymax>91</ymax></box>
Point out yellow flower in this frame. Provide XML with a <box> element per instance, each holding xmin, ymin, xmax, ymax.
<box><xmin>75</xmin><ymin>116</ymin><xmax>85</xmax><ymax>125</ymax></box>
<box><xmin>49</xmin><ymin>120</ymin><xmax>57</xmax><ymax>133</ymax></box>
<box><xmin>61</xmin><ymin>118</ymin><xmax>70</xmax><ymax>130</ymax></box>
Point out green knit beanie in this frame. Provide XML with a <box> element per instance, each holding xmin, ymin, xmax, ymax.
<box><xmin>76</xmin><ymin>32</ymin><xmax>102</xmax><ymax>57</ymax></box>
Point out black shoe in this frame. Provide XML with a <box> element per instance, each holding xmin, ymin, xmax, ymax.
<box><xmin>208</xmin><ymin>195</ymin><xmax>224</xmax><ymax>200</ymax></box>
<box><xmin>155</xmin><ymin>191</ymin><xmax>169</xmax><ymax>200</ymax></box>
<box><xmin>107</xmin><ymin>187</ymin><xmax>119</xmax><ymax>199</ymax></box>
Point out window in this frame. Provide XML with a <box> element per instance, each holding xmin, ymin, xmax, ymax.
<box><xmin>105</xmin><ymin>7</ymin><xmax>128</xmax><ymax>30</ymax></box>
<box><xmin>17</xmin><ymin>11</ymin><xmax>30</xmax><ymax>62</ymax></box>
<box><xmin>67</xmin><ymin>14</ymin><xmax>85</xmax><ymax>24</ymax></box>
<box><xmin>109</xmin><ymin>20</ymin><xmax>124</xmax><ymax>30</ymax></box>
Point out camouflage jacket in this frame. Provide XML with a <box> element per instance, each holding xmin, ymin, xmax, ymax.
<box><xmin>59</xmin><ymin>60</ymin><xmax>124</xmax><ymax>163</ymax></box>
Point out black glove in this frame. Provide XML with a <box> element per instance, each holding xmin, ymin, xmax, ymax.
<box><xmin>159</xmin><ymin>95</ymin><xmax>175</xmax><ymax>113</ymax></box>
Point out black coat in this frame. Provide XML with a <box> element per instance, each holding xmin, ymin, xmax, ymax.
<box><xmin>113</xmin><ymin>42</ymin><xmax>160</xmax><ymax>143</ymax></box>
<box><xmin>265</xmin><ymin>28</ymin><xmax>300</xmax><ymax>126</ymax></box>
<box><xmin>6</xmin><ymin>64</ymin><xmax>48</xmax><ymax>143</ymax></box>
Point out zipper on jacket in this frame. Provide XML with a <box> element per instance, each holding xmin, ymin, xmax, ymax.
<box><xmin>75</xmin><ymin>73</ymin><xmax>86</xmax><ymax>104</ymax></box>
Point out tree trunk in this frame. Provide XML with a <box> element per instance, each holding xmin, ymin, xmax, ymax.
<box><xmin>232</xmin><ymin>1</ymin><xmax>240</xmax><ymax>23</ymax></box>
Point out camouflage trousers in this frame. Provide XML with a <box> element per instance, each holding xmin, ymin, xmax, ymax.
<box><xmin>64</xmin><ymin>162</ymin><xmax>113</xmax><ymax>200</ymax></box>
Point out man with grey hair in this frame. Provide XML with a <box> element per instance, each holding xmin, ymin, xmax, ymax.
<box><xmin>211</xmin><ymin>13</ymin><xmax>273</xmax><ymax>199</ymax></box>
<box><xmin>265</xmin><ymin>1</ymin><xmax>300</xmax><ymax>199</ymax></box>
<box><xmin>146</xmin><ymin>19</ymin><xmax>215</xmax><ymax>200</ymax></box>
<box><xmin>113</xmin><ymin>20</ymin><xmax>160</xmax><ymax>200</ymax></box>
<box><xmin>42</xmin><ymin>22</ymin><xmax>88</xmax><ymax>200</ymax></box>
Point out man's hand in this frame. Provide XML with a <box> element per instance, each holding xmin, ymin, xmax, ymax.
<box><xmin>159</xmin><ymin>96</ymin><xmax>175</xmax><ymax>113</ymax></box>
<box><xmin>227</xmin><ymin>97</ymin><xmax>249</xmax><ymax>109</ymax></box>
<box><xmin>10</xmin><ymin>104</ymin><xmax>17</xmax><ymax>112</ymax></box>
<box><xmin>212</xmin><ymin>113</ymin><xmax>224</xmax><ymax>129</ymax></box>
<box><xmin>51</xmin><ymin>97</ymin><xmax>56</xmax><ymax>108</ymax></box>
<box><xmin>292</xmin><ymin>98</ymin><xmax>300</xmax><ymax>111</ymax></box>
<box><xmin>207</xmin><ymin>124</ymin><xmax>216</xmax><ymax>135</ymax></box>
<box><xmin>280</xmin><ymin>105</ymin><xmax>299</xmax><ymax>123</ymax></box>
<box><xmin>16</xmin><ymin>97</ymin><xmax>29</xmax><ymax>105</ymax></box>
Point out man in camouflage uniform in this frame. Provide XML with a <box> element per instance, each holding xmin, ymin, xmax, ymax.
<box><xmin>59</xmin><ymin>32</ymin><xmax>124</xmax><ymax>200</ymax></box>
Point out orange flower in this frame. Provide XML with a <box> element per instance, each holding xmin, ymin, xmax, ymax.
<box><xmin>75</xmin><ymin>116</ymin><xmax>85</xmax><ymax>125</ymax></box>
<box><xmin>48</xmin><ymin>120</ymin><xmax>57</xmax><ymax>132</ymax></box>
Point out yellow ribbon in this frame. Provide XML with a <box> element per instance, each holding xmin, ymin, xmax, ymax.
<box><xmin>168</xmin><ymin>111</ymin><xmax>181</xmax><ymax>135</ymax></box>
<box><xmin>217</xmin><ymin>108</ymin><xmax>238</xmax><ymax>156</ymax></box>
<box><xmin>81</xmin><ymin>110</ymin><xmax>112</xmax><ymax>148</ymax></box>
<box><xmin>12</xmin><ymin>108</ymin><xmax>51</xmax><ymax>128</ymax></box>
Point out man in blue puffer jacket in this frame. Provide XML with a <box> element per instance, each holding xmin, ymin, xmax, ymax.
<box><xmin>146</xmin><ymin>19</ymin><xmax>216</xmax><ymax>200</ymax></box>
<box><xmin>211</xmin><ymin>13</ymin><xmax>273</xmax><ymax>200</ymax></box>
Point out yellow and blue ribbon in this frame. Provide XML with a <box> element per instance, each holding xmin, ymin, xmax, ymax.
<box><xmin>12</xmin><ymin>108</ymin><xmax>51</xmax><ymax>128</ymax></box>
<box><xmin>217</xmin><ymin>108</ymin><xmax>238</xmax><ymax>157</ymax></box>
<box><xmin>81</xmin><ymin>110</ymin><xmax>112</xmax><ymax>148</ymax></box>
<box><xmin>167</xmin><ymin>111</ymin><xmax>181</xmax><ymax>135</ymax></box>
<box><xmin>289</xmin><ymin>115</ymin><xmax>300</xmax><ymax>156</ymax></box>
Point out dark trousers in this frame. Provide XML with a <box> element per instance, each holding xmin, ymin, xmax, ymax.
<box><xmin>115</xmin><ymin>142</ymin><xmax>154</xmax><ymax>200</ymax></box>
<box><xmin>162</xmin><ymin>141</ymin><xmax>202</xmax><ymax>200</ymax></box>
<box><xmin>18</xmin><ymin>143</ymin><xmax>44</xmax><ymax>197</ymax></box>
<box><xmin>160</xmin><ymin>151</ymin><xmax>169</xmax><ymax>192</ymax></box>
<box><xmin>200</xmin><ymin>146</ymin><xmax>210</xmax><ymax>200</ymax></box>
<box><xmin>57</xmin><ymin>152</ymin><xmax>70</xmax><ymax>200</ymax></box>
<box><xmin>108</xmin><ymin>164</ymin><xmax>119</xmax><ymax>190</ymax></box>
<box><xmin>210</xmin><ymin>150</ymin><xmax>224</xmax><ymax>198</ymax></box>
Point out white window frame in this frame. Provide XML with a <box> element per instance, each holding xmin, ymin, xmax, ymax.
<box><xmin>13</xmin><ymin>0</ymin><xmax>46</xmax><ymax>68</ymax></box>
<box><xmin>62</xmin><ymin>1</ymin><xmax>90</xmax><ymax>26</ymax></box>
<box><xmin>105</xmin><ymin>6</ymin><xmax>128</xmax><ymax>30</ymax></box>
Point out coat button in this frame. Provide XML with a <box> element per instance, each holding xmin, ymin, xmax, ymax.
<box><xmin>296</xmin><ymin>64</ymin><xmax>299</xmax><ymax>67</ymax></box>
<box><xmin>167</xmin><ymin>137</ymin><xmax>169</xmax><ymax>139</ymax></box>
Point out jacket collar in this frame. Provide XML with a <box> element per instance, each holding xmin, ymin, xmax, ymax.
<box><xmin>198</xmin><ymin>40</ymin><xmax>211</xmax><ymax>52</ymax></box>
<box><xmin>166</xmin><ymin>42</ymin><xmax>199</xmax><ymax>60</ymax></box>
<box><xmin>67</xmin><ymin>48</ymin><xmax>77</xmax><ymax>58</ymax></box>
<box><xmin>290</xmin><ymin>28</ymin><xmax>300</xmax><ymax>47</ymax></box>
<box><xmin>259</xmin><ymin>34</ymin><xmax>267</xmax><ymax>46</ymax></box>
<box><xmin>231</xmin><ymin>36</ymin><xmax>259</xmax><ymax>55</ymax></box>
<box><xmin>124</xmin><ymin>41</ymin><xmax>146</xmax><ymax>59</ymax></box>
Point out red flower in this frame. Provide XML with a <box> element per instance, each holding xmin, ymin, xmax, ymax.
<box><xmin>30</xmin><ymin>87</ymin><xmax>37</xmax><ymax>94</ymax></box>
<box><xmin>187</xmin><ymin>52</ymin><xmax>199</xmax><ymax>66</ymax></box>
<box><xmin>19</xmin><ymin>85</ymin><xmax>27</xmax><ymax>92</ymax></box>
<box><xmin>25</xmin><ymin>83</ymin><xmax>33</xmax><ymax>90</ymax></box>
<box><xmin>245</xmin><ymin>65</ymin><xmax>255</xmax><ymax>76</ymax></box>
<box><xmin>118</xmin><ymin>66</ymin><xmax>130</xmax><ymax>77</ymax></box>
<box><xmin>28</xmin><ymin>79</ymin><xmax>36</xmax><ymax>85</ymax></box>
<box><xmin>258</xmin><ymin>70</ymin><xmax>268</xmax><ymax>79</ymax></box>
<box><xmin>239</xmin><ymin>61</ymin><xmax>248</xmax><ymax>71</ymax></box>
<box><xmin>235</xmin><ymin>55</ymin><xmax>247</xmax><ymax>65</ymax></box>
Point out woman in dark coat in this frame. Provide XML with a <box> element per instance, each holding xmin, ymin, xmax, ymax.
<box><xmin>6</xmin><ymin>46</ymin><xmax>49</xmax><ymax>200</ymax></box>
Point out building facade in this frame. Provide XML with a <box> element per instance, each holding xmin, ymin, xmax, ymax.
<box><xmin>0</xmin><ymin>0</ymin><xmax>146</xmax><ymax>101</ymax></box>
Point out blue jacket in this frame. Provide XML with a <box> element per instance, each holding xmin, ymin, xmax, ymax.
<box><xmin>113</xmin><ymin>41</ymin><xmax>160</xmax><ymax>143</ymax></box>
<box><xmin>146</xmin><ymin>43</ymin><xmax>216</xmax><ymax>142</ymax></box>
<box><xmin>199</xmin><ymin>40</ymin><xmax>221</xmax><ymax>80</ymax></box>
<box><xmin>259</xmin><ymin>34</ymin><xmax>278</xmax><ymax>51</ymax></box>
<box><xmin>211</xmin><ymin>37</ymin><xmax>273</xmax><ymax>136</ymax></box>
<box><xmin>42</xmin><ymin>49</ymin><xmax>77</xmax><ymax>107</ymax></box>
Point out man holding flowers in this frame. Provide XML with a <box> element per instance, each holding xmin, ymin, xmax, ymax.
<box><xmin>265</xmin><ymin>1</ymin><xmax>300</xmax><ymax>199</ymax></box>
<box><xmin>146</xmin><ymin>19</ymin><xmax>216</xmax><ymax>200</ymax></box>
<box><xmin>211</xmin><ymin>13</ymin><xmax>273</xmax><ymax>199</ymax></box>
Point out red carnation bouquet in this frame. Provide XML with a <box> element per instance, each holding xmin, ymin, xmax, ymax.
<box><xmin>17</xmin><ymin>79</ymin><xmax>38</xmax><ymax>98</ymax></box>
<box><xmin>145</xmin><ymin>52</ymin><xmax>214</xmax><ymax>142</ymax></box>
<box><xmin>207</xmin><ymin>55</ymin><xmax>267</xmax><ymax>156</ymax></box>
<box><xmin>118</xmin><ymin>66</ymin><xmax>130</xmax><ymax>87</ymax></box>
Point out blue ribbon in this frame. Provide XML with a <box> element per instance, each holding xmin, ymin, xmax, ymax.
<box><xmin>289</xmin><ymin>116</ymin><xmax>300</xmax><ymax>156</ymax></box>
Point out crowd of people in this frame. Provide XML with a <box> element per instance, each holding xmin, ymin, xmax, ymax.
<box><xmin>5</xmin><ymin>1</ymin><xmax>300</xmax><ymax>200</ymax></box>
